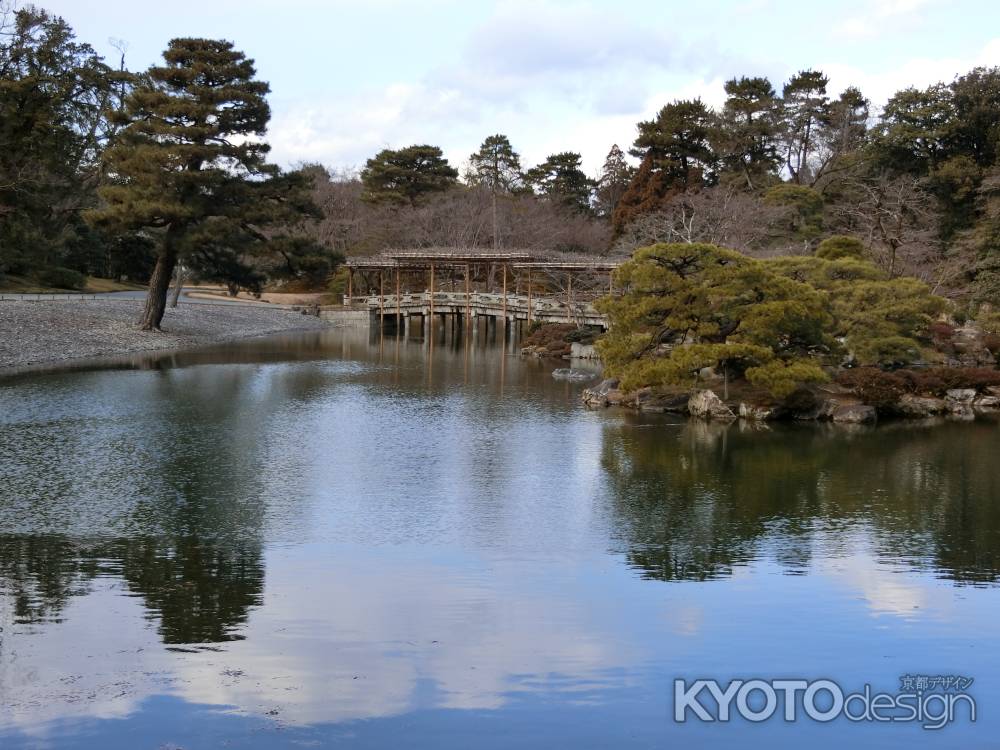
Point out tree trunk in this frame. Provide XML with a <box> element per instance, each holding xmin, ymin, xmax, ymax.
<box><xmin>169</xmin><ymin>265</ymin><xmax>186</xmax><ymax>308</ymax></box>
<box><xmin>140</xmin><ymin>232</ymin><xmax>179</xmax><ymax>331</ymax></box>
<box><xmin>491</xmin><ymin>189</ymin><xmax>498</xmax><ymax>250</ymax></box>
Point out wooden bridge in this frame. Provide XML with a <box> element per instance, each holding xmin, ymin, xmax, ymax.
<box><xmin>344</xmin><ymin>250</ymin><xmax>619</xmax><ymax>335</ymax></box>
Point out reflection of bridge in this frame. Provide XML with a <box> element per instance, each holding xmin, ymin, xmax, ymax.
<box><xmin>345</xmin><ymin>250</ymin><xmax>619</xmax><ymax>335</ymax></box>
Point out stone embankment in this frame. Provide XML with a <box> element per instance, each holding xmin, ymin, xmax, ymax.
<box><xmin>582</xmin><ymin>378</ymin><xmax>1000</xmax><ymax>424</ymax></box>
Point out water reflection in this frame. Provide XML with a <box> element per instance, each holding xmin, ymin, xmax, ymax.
<box><xmin>1</xmin><ymin>328</ymin><xmax>999</xmax><ymax>748</ymax></box>
<box><xmin>0</xmin><ymin>535</ymin><xmax>262</xmax><ymax>643</ymax></box>
<box><xmin>601</xmin><ymin>418</ymin><xmax>1000</xmax><ymax>584</ymax></box>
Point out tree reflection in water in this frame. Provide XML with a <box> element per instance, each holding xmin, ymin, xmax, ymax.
<box><xmin>601</xmin><ymin>417</ymin><xmax>1000</xmax><ymax>585</ymax></box>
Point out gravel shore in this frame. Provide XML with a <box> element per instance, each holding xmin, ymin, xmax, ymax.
<box><xmin>0</xmin><ymin>299</ymin><xmax>330</xmax><ymax>372</ymax></box>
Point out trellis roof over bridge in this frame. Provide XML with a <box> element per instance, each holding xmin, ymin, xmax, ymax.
<box><xmin>346</xmin><ymin>249</ymin><xmax>620</xmax><ymax>272</ymax></box>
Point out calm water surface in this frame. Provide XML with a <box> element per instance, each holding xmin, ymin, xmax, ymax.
<box><xmin>1</xmin><ymin>328</ymin><xmax>999</xmax><ymax>749</ymax></box>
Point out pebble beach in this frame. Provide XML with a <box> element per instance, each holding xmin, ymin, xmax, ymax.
<box><xmin>0</xmin><ymin>298</ymin><xmax>330</xmax><ymax>373</ymax></box>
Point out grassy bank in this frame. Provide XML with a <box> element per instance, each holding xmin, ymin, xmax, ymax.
<box><xmin>0</xmin><ymin>275</ymin><xmax>146</xmax><ymax>294</ymax></box>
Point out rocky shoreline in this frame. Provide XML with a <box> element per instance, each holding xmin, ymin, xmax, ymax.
<box><xmin>582</xmin><ymin>378</ymin><xmax>1000</xmax><ymax>424</ymax></box>
<box><xmin>0</xmin><ymin>299</ymin><xmax>330</xmax><ymax>373</ymax></box>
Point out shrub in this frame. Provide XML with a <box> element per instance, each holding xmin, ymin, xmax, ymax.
<box><xmin>815</xmin><ymin>235</ymin><xmax>865</xmax><ymax>260</ymax></box>
<box><xmin>895</xmin><ymin>366</ymin><xmax>1000</xmax><ymax>395</ymax></box>
<box><xmin>928</xmin><ymin>321</ymin><xmax>955</xmax><ymax>340</ymax></box>
<box><xmin>782</xmin><ymin>387</ymin><xmax>819</xmax><ymax>414</ymax></box>
<box><xmin>564</xmin><ymin>326</ymin><xmax>601</xmax><ymax>345</ymax></box>
<box><xmin>523</xmin><ymin>323</ymin><xmax>584</xmax><ymax>356</ymax></box>
<box><xmin>37</xmin><ymin>266</ymin><xmax>86</xmax><ymax>290</ymax></box>
<box><xmin>897</xmin><ymin>369</ymin><xmax>947</xmax><ymax>396</ymax></box>
<box><xmin>932</xmin><ymin>367</ymin><xmax>1000</xmax><ymax>391</ymax></box>
<box><xmin>835</xmin><ymin>368</ymin><xmax>907</xmax><ymax>409</ymax></box>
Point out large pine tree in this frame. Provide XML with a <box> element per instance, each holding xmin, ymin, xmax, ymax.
<box><xmin>466</xmin><ymin>134</ymin><xmax>524</xmax><ymax>248</ymax></box>
<box><xmin>0</xmin><ymin>7</ymin><xmax>124</xmax><ymax>278</ymax></box>
<box><xmin>90</xmin><ymin>38</ymin><xmax>316</xmax><ymax>330</ymax></box>
<box><xmin>360</xmin><ymin>145</ymin><xmax>458</xmax><ymax>207</ymax></box>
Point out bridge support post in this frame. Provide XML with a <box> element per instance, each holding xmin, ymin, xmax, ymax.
<box><xmin>428</xmin><ymin>262</ymin><xmax>435</xmax><ymax>338</ymax></box>
<box><xmin>378</xmin><ymin>271</ymin><xmax>384</xmax><ymax>328</ymax></box>
<box><xmin>501</xmin><ymin>264</ymin><xmax>508</xmax><ymax>339</ymax></box>
<box><xmin>526</xmin><ymin>267</ymin><xmax>532</xmax><ymax>326</ymax></box>
<box><xmin>395</xmin><ymin>266</ymin><xmax>401</xmax><ymax>330</ymax></box>
<box><xmin>465</xmin><ymin>263</ymin><xmax>471</xmax><ymax>325</ymax></box>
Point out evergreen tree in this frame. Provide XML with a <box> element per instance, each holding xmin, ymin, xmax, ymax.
<box><xmin>596</xmin><ymin>243</ymin><xmax>831</xmax><ymax>397</ymax></box>
<box><xmin>871</xmin><ymin>83</ymin><xmax>953</xmax><ymax>175</ymax></box>
<box><xmin>466</xmin><ymin>134</ymin><xmax>523</xmax><ymax>192</ymax></box>
<box><xmin>611</xmin><ymin>154</ymin><xmax>676</xmax><ymax>235</ymax></box>
<box><xmin>0</xmin><ymin>7</ymin><xmax>126</xmax><ymax>278</ymax></box>
<box><xmin>360</xmin><ymin>145</ymin><xmax>458</xmax><ymax>206</ymax></box>
<box><xmin>466</xmin><ymin>134</ymin><xmax>523</xmax><ymax>248</ymax></box>
<box><xmin>712</xmin><ymin>76</ymin><xmax>781</xmax><ymax>190</ymax></box>
<box><xmin>949</xmin><ymin>67</ymin><xmax>1000</xmax><ymax>168</ymax></box>
<box><xmin>525</xmin><ymin>152</ymin><xmax>595</xmax><ymax>212</ymax></box>
<box><xmin>781</xmin><ymin>70</ymin><xmax>831</xmax><ymax>185</ymax></box>
<box><xmin>594</xmin><ymin>144</ymin><xmax>635</xmax><ymax>219</ymax></box>
<box><xmin>89</xmin><ymin>38</ymin><xmax>326</xmax><ymax>330</ymax></box>
<box><xmin>631</xmin><ymin>98</ymin><xmax>717</xmax><ymax>187</ymax></box>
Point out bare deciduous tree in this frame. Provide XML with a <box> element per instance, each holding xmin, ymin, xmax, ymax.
<box><xmin>297</xmin><ymin>168</ymin><xmax>611</xmax><ymax>259</ymax></box>
<box><xmin>832</xmin><ymin>173</ymin><xmax>954</xmax><ymax>290</ymax></box>
<box><xmin>612</xmin><ymin>186</ymin><xmax>789</xmax><ymax>257</ymax></box>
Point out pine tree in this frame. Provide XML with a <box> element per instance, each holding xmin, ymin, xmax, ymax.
<box><xmin>611</xmin><ymin>154</ymin><xmax>677</xmax><ymax>235</ymax></box>
<box><xmin>467</xmin><ymin>134</ymin><xmax>524</xmax><ymax>248</ymax></box>
<box><xmin>466</xmin><ymin>134</ymin><xmax>523</xmax><ymax>193</ymax></box>
<box><xmin>0</xmin><ymin>7</ymin><xmax>125</xmax><ymax>277</ymax></box>
<box><xmin>89</xmin><ymin>38</ymin><xmax>323</xmax><ymax>330</ymax></box>
<box><xmin>781</xmin><ymin>70</ymin><xmax>831</xmax><ymax>185</ymax></box>
<box><xmin>360</xmin><ymin>145</ymin><xmax>458</xmax><ymax>207</ymax></box>
<box><xmin>594</xmin><ymin>144</ymin><xmax>635</xmax><ymax>219</ymax></box>
<box><xmin>711</xmin><ymin>76</ymin><xmax>780</xmax><ymax>190</ymax></box>
<box><xmin>525</xmin><ymin>152</ymin><xmax>595</xmax><ymax>213</ymax></box>
<box><xmin>631</xmin><ymin>99</ymin><xmax>717</xmax><ymax>188</ymax></box>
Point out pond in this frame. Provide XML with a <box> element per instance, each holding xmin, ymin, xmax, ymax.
<box><xmin>1</xmin><ymin>328</ymin><xmax>998</xmax><ymax>749</ymax></box>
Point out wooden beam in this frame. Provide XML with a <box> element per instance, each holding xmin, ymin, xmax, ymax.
<box><xmin>379</xmin><ymin>270</ymin><xmax>384</xmax><ymax>325</ymax></box>
<box><xmin>395</xmin><ymin>265</ymin><xmax>401</xmax><ymax>325</ymax></box>
<box><xmin>465</xmin><ymin>263</ymin><xmax>471</xmax><ymax>323</ymax></box>
<box><xmin>567</xmin><ymin>272</ymin><xmax>573</xmax><ymax>326</ymax></box>
<box><xmin>346</xmin><ymin>267</ymin><xmax>352</xmax><ymax>303</ymax></box>
<box><xmin>501</xmin><ymin>263</ymin><xmax>507</xmax><ymax>326</ymax></box>
<box><xmin>527</xmin><ymin>266</ymin><xmax>532</xmax><ymax>325</ymax></box>
<box><xmin>429</xmin><ymin>262</ymin><xmax>435</xmax><ymax>327</ymax></box>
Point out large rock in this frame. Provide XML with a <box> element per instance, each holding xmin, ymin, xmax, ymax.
<box><xmin>831</xmin><ymin>403</ymin><xmax>877</xmax><ymax>424</ymax></box>
<box><xmin>945</xmin><ymin>388</ymin><xmax>978</xmax><ymax>403</ymax></box>
<box><xmin>581</xmin><ymin>378</ymin><xmax>619</xmax><ymax>407</ymax></box>
<box><xmin>639</xmin><ymin>392</ymin><xmax>691</xmax><ymax>414</ymax></box>
<box><xmin>974</xmin><ymin>395</ymin><xmax>1000</xmax><ymax>412</ymax></box>
<box><xmin>552</xmin><ymin>368</ymin><xmax>596</xmax><ymax>382</ymax></box>
<box><xmin>569</xmin><ymin>342</ymin><xmax>598</xmax><ymax>359</ymax></box>
<box><xmin>606</xmin><ymin>389</ymin><xmax>627</xmax><ymax>406</ymax></box>
<box><xmin>794</xmin><ymin>398</ymin><xmax>839</xmax><ymax>421</ymax></box>
<box><xmin>987</xmin><ymin>385</ymin><xmax>1000</xmax><ymax>398</ymax></box>
<box><xmin>688</xmin><ymin>390</ymin><xmax>736</xmax><ymax>420</ymax></box>
<box><xmin>698</xmin><ymin>366</ymin><xmax>723</xmax><ymax>382</ymax></box>
<box><xmin>896</xmin><ymin>394</ymin><xmax>947</xmax><ymax>418</ymax></box>
<box><xmin>739</xmin><ymin>402</ymin><xmax>776</xmax><ymax>421</ymax></box>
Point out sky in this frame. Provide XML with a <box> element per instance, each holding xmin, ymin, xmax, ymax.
<box><xmin>36</xmin><ymin>0</ymin><xmax>1000</xmax><ymax>176</ymax></box>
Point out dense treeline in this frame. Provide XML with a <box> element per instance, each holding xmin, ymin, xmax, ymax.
<box><xmin>3</xmin><ymin>3</ymin><xmax>1000</xmax><ymax>328</ymax></box>
<box><xmin>0</xmin><ymin>4</ymin><xmax>337</xmax><ymax>327</ymax></box>
<box><xmin>296</xmin><ymin>66</ymin><xmax>1000</xmax><ymax>315</ymax></box>
<box><xmin>607</xmin><ymin>68</ymin><xmax>1000</xmax><ymax>309</ymax></box>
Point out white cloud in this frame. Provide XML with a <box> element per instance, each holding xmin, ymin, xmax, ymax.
<box><xmin>820</xmin><ymin>36</ymin><xmax>1000</xmax><ymax>113</ymax></box>
<box><xmin>833</xmin><ymin>0</ymin><xmax>938</xmax><ymax>39</ymax></box>
<box><xmin>264</xmin><ymin>3</ymin><xmax>998</xmax><ymax>177</ymax></box>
